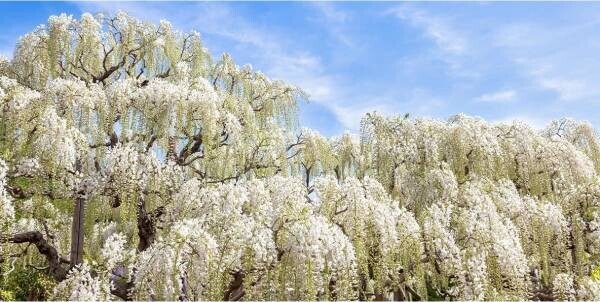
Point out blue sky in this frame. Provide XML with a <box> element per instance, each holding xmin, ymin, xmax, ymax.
<box><xmin>2</xmin><ymin>2</ymin><xmax>600</xmax><ymax>136</ymax></box>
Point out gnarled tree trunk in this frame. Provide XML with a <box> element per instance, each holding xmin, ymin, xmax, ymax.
<box><xmin>69</xmin><ymin>196</ymin><xmax>86</xmax><ymax>267</ymax></box>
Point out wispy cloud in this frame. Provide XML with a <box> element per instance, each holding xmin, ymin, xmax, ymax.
<box><xmin>537</xmin><ymin>78</ymin><xmax>586</xmax><ymax>101</ymax></box>
<box><xmin>385</xmin><ymin>4</ymin><xmax>483</xmax><ymax>82</ymax></box>
<box><xmin>492</xmin><ymin>17</ymin><xmax>600</xmax><ymax>103</ymax></box>
<box><xmin>311</xmin><ymin>2</ymin><xmax>349</xmax><ymax>23</ymax></box>
<box><xmin>308</xmin><ymin>2</ymin><xmax>355</xmax><ymax>48</ymax></box>
<box><xmin>387</xmin><ymin>5</ymin><xmax>466</xmax><ymax>55</ymax></box>
<box><xmin>475</xmin><ymin>90</ymin><xmax>516</xmax><ymax>103</ymax></box>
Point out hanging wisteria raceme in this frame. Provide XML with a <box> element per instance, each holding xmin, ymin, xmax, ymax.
<box><xmin>2</xmin><ymin>12</ymin><xmax>600</xmax><ymax>301</ymax></box>
<box><xmin>360</xmin><ymin>113</ymin><xmax>600</xmax><ymax>300</ymax></box>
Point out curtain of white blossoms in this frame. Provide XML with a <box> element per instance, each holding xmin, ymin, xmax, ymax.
<box><xmin>2</xmin><ymin>12</ymin><xmax>600</xmax><ymax>301</ymax></box>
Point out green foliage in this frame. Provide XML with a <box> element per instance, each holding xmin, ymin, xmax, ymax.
<box><xmin>0</xmin><ymin>266</ymin><xmax>56</xmax><ymax>301</ymax></box>
<box><xmin>591</xmin><ymin>266</ymin><xmax>600</xmax><ymax>281</ymax></box>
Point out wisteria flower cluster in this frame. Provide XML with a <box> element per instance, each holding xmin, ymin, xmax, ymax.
<box><xmin>1</xmin><ymin>12</ymin><xmax>600</xmax><ymax>302</ymax></box>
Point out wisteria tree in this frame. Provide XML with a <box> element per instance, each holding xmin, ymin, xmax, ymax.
<box><xmin>1</xmin><ymin>12</ymin><xmax>600</xmax><ymax>301</ymax></box>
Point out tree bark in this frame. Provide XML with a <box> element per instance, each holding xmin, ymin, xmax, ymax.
<box><xmin>69</xmin><ymin>196</ymin><xmax>86</xmax><ymax>267</ymax></box>
<box><xmin>4</xmin><ymin>231</ymin><xmax>67</xmax><ymax>281</ymax></box>
<box><xmin>136</xmin><ymin>196</ymin><xmax>164</xmax><ymax>252</ymax></box>
<box><xmin>223</xmin><ymin>271</ymin><xmax>245</xmax><ymax>301</ymax></box>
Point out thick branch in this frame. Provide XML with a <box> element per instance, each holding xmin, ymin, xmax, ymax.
<box><xmin>4</xmin><ymin>231</ymin><xmax>68</xmax><ymax>281</ymax></box>
<box><xmin>223</xmin><ymin>270</ymin><xmax>245</xmax><ymax>301</ymax></box>
<box><xmin>136</xmin><ymin>195</ymin><xmax>164</xmax><ymax>252</ymax></box>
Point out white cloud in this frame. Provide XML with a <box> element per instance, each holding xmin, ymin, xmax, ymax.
<box><xmin>475</xmin><ymin>90</ymin><xmax>516</xmax><ymax>103</ymax></box>
<box><xmin>386</xmin><ymin>5</ymin><xmax>482</xmax><ymax>81</ymax></box>
<box><xmin>387</xmin><ymin>5</ymin><xmax>466</xmax><ymax>55</ymax></box>
<box><xmin>493</xmin><ymin>23</ymin><xmax>543</xmax><ymax>50</ymax></box>
<box><xmin>538</xmin><ymin>78</ymin><xmax>586</xmax><ymax>101</ymax></box>
<box><xmin>311</xmin><ymin>2</ymin><xmax>349</xmax><ymax>23</ymax></box>
<box><xmin>492</xmin><ymin>19</ymin><xmax>600</xmax><ymax>103</ymax></box>
<box><xmin>308</xmin><ymin>2</ymin><xmax>355</xmax><ymax>48</ymax></box>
